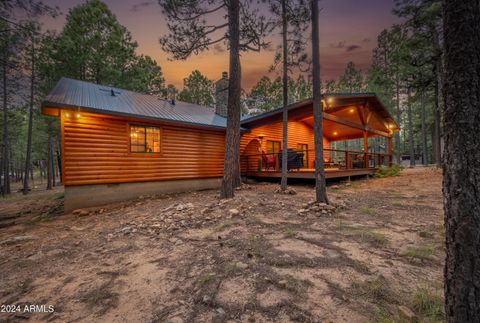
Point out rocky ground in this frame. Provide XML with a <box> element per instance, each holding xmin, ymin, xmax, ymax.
<box><xmin>0</xmin><ymin>168</ymin><xmax>445</xmax><ymax>322</ymax></box>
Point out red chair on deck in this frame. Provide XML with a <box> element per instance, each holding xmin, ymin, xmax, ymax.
<box><xmin>261</xmin><ymin>150</ymin><xmax>276</xmax><ymax>170</ymax></box>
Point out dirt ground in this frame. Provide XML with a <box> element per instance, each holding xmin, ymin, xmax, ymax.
<box><xmin>0</xmin><ymin>168</ymin><xmax>445</xmax><ymax>323</ymax></box>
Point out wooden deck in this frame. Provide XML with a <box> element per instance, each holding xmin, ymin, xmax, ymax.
<box><xmin>245</xmin><ymin>168</ymin><xmax>377</xmax><ymax>180</ymax></box>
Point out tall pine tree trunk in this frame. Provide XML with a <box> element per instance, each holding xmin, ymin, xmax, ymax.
<box><xmin>421</xmin><ymin>90</ymin><xmax>428</xmax><ymax>165</ymax></box>
<box><xmin>23</xmin><ymin>36</ymin><xmax>35</xmax><ymax>194</ymax></box>
<box><xmin>311</xmin><ymin>0</ymin><xmax>328</xmax><ymax>204</ymax></box>
<box><xmin>46</xmin><ymin>136</ymin><xmax>53</xmax><ymax>190</ymax></box>
<box><xmin>433</xmin><ymin>27</ymin><xmax>444</xmax><ymax>167</ymax></box>
<box><xmin>433</xmin><ymin>62</ymin><xmax>442</xmax><ymax>166</ymax></box>
<box><xmin>220</xmin><ymin>0</ymin><xmax>241</xmax><ymax>198</ymax></box>
<box><xmin>280</xmin><ymin>0</ymin><xmax>288</xmax><ymax>191</ymax></box>
<box><xmin>2</xmin><ymin>35</ymin><xmax>10</xmax><ymax>195</ymax></box>
<box><xmin>407</xmin><ymin>87</ymin><xmax>415</xmax><ymax>167</ymax></box>
<box><xmin>395</xmin><ymin>76</ymin><xmax>401</xmax><ymax>164</ymax></box>
<box><xmin>443</xmin><ymin>0</ymin><xmax>480</xmax><ymax>320</ymax></box>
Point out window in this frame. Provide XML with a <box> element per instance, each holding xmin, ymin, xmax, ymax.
<box><xmin>297</xmin><ymin>144</ymin><xmax>308</xmax><ymax>167</ymax></box>
<box><xmin>266</xmin><ymin>140</ymin><xmax>281</xmax><ymax>155</ymax></box>
<box><xmin>130</xmin><ymin>125</ymin><xmax>161</xmax><ymax>153</ymax></box>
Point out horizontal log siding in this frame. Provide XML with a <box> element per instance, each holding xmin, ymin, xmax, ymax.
<box><xmin>240</xmin><ymin>120</ymin><xmax>330</xmax><ymax>171</ymax></box>
<box><xmin>61</xmin><ymin>111</ymin><xmax>225</xmax><ymax>186</ymax></box>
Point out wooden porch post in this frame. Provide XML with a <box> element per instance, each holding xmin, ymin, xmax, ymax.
<box><xmin>363</xmin><ymin>131</ymin><xmax>368</xmax><ymax>168</ymax></box>
<box><xmin>388</xmin><ymin>136</ymin><xmax>393</xmax><ymax>166</ymax></box>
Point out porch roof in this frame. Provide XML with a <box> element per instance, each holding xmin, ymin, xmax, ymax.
<box><xmin>241</xmin><ymin>93</ymin><xmax>399</xmax><ymax>140</ymax></box>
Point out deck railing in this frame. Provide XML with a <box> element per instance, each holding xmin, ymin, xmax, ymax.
<box><xmin>241</xmin><ymin>148</ymin><xmax>392</xmax><ymax>175</ymax></box>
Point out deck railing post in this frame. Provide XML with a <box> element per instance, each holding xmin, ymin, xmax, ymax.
<box><xmin>345</xmin><ymin>150</ymin><xmax>349</xmax><ymax>169</ymax></box>
<box><xmin>387</xmin><ymin>136</ymin><xmax>393</xmax><ymax>166</ymax></box>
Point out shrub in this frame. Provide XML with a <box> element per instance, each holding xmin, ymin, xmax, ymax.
<box><xmin>374</xmin><ymin>165</ymin><xmax>403</xmax><ymax>178</ymax></box>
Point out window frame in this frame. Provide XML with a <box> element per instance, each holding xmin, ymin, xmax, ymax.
<box><xmin>266</xmin><ymin>140</ymin><xmax>281</xmax><ymax>155</ymax></box>
<box><xmin>129</xmin><ymin>124</ymin><xmax>162</xmax><ymax>154</ymax></box>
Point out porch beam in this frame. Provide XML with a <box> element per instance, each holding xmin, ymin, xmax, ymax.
<box><xmin>323</xmin><ymin>112</ymin><xmax>365</xmax><ymax>130</ymax></box>
<box><xmin>356</xmin><ymin>105</ymin><xmax>366</xmax><ymax>126</ymax></box>
<box><xmin>363</xmin><ymin>130</ymin><xmax>368</xmax><ymax>168</ymax></box>
<box><xmin>324</xmin><ymin>112</ymin><xmax>391</xmax><ymax>137</ymax></box>
<box><xmin>388</xmin><ymin>137</ymin><xmax>393</xmax><ymax>166</ymax></box>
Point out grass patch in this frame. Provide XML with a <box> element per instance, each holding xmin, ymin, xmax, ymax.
<box><xmin>27</xmin><ymin>212</ymin><xmax>51</xmax><ymax>225</ymax></box>
<box><xmin>354</xmin><ymin>229</ymin><xmax>388</xmax><ymax>247</ymax></box>
<box><xmin>419</xmin><ymin>230</ymin><xmax>435</xmax><ymax>239</ymax></box>
<box><xmin>279</xmin><ymin>276</ymin><xmax>311</xmax><ymax>295</ymax></box>
<box><xmin>331</xmin><ymin>219</ymin><xmax>348</xmax><ymax>231</ymax></box>
<box><xmin>411</xmin><ymin>286</ymin><xmax>445</xmax><ymax>322</ymax></box>
<box><xmin>48</xmin><ymin>192</ymin><xmax>64</xmax><ymax>200</ymax></box>
<box><xmin>331</xmin><ymin>222</ymin><xmax>387</xmax><ymax>247</ymax></box>
<box><xmin>249</xmin><ymin>233</ymin><xmax>260</xmax><ymax>241</ymax></box>
<box><xmin>360</xmin><ymin>207</ymin><xmax>375</xmax><ymax>216</ymax></box>
<box><xmin>81</xmin><ymin>283</ymin><xmax>119</xmax><ymax>312</ymax></box>
<box><xmin>284</xmin><ymin>228</ymin><xmax>297</xmax><ymax>238</ymax></box>
<box><xmin>226</xmin><ymin>263</ymin><xmax>237</xmax><ymax>275</ymax></box>
<box><xmin>391</xmin><ymin>200</ymin><xmax>405</xmax><ymax>207</ymax></box>
<box><xmin>215</xmin><ymin>219</ymin><xmax>234</xmax><ymax>231</ymax></box>
<box><xmin>351</xmin><ymin>276</ymin><xmax>395</xmax><ymax>304</ymax></box>
<box><xmin>351</xmin><ymin>259</ymin><xmax>372</xmax><ymax>275</ymax></box>
<box><xmin>401</xmin><ymin>246</ymin><xmax>435</xmax><ymax>261</ymax></box>
<box><xmin>197</xmin><ymin>272</ymin><xmax>215</xmax><ymax>285</ymax></box>
<box><xmin>374</xmin><ymin>165</ymin><xmax>402</xmax><ymax>178</ymax></box>
<box><xmin>370</xmin><ymin>306</ymin><xmax>398</xmax><ymax>323</ymax></box>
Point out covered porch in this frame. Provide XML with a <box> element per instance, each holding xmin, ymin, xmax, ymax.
<box><xmin>240</xmin><ymin>94</ymin><xmax>399</xmax><ymax>180</ymax></box>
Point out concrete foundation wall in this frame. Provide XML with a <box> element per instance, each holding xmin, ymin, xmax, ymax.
<box><xmin>64</xmin><ymin>178</ymin><xmax>222</xmax><ymax>213</ymax></box>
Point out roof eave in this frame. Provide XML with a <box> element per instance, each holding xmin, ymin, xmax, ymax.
<box><xmin>41</xmin><ymin>100</ymin><xmax>239</xmax><ymax>132</ymax></box>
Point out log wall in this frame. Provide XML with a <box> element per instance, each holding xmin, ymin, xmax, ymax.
<box><xmin>60</xmin><ymin>110</ymin><xmax>225</xmax><ymax>186</ymax></box>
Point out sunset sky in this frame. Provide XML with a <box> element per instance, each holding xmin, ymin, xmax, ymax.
<box><xmin>40</xmin><ymin>0</ymin><xmax>401</xmax><ymax>91</ymax></box>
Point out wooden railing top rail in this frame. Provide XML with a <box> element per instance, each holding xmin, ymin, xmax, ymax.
<box><xmin>242</xmin><ymin>148</ymin><xmax>390</xmax><ymax>158</ymax></box>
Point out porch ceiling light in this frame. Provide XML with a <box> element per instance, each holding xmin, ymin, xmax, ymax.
<box><xmin>349</xmin><ymin>108</ymin><xmax>355</xmax><ymax>113</ymax></box>
<box><xmin>333</xmin><ymin>131</ymin><xmax>338</xmax><ymax>136</ymax></box>
<box><xmin>327</xmin><ymin>97</ymin><xmax>334</xmax><ymax>104</ymax></box>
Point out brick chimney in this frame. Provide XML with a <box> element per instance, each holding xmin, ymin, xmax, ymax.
<box><xmin>215</xmin><ymin>72</ymin><xmax>229</xmax><ymax>117</ymax></box>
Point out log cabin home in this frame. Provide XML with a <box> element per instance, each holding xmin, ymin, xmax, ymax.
<box><xmin>42</xmin><ymin>76</ymin><xmax>399</xmax><ymax>212</ymax></box>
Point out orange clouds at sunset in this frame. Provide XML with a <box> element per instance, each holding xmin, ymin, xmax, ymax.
<box><xmin>40</xmin><ymin>0</ymin><xmax>401</xmax><ymax>91</ymax></box>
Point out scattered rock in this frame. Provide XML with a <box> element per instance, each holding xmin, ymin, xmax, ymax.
<box><xmin>202</xmin><ymin>295</ymin><xmax>212</xmax><ymax>304</ymax></box>
<box><xmin>47</xmin><ymin>249</ymin><xmax>66</xmax><ymax>257</ymax></box>
<box><xmin>278</xmin><ymin>280</ymin><xmax>288</xmax><ymax>288</ymax></box>
<box><xmin>120</xmin><ymin>226</ymin><xmax>133</xmax><ymax>234</ymax></box>
<box><xmin>0</xmin><ymin>235</ymin><xmax>35</xmax><ymax>245</ymax></box>
<box><xmin>297</xmin><ymin>208</ymin><xmax>308</xmax><ymax>215</ymax></box>
<box><xmin>324</xmin><ymin>249</ymin><xmax>341</xmax><ymax>259</ymax></box>
<box><xmin>164</xmin><ymin>317</ymin><xmax>184</xmax><ymax>323</ymax></box>
<box><xmin>236</xmin><ymin>262</ymin><xmax>249</xmax><ymax>270</ymax></box>
<box><xmin>330</xmin><ymin>185</ymin><xmax>341</xmax><ymax>189</ymax></box>
<box><xmin>229</xmin><ymin>209</ymin><xmax>240</xmax><ymax>217</ymax></box>
<box><xmin>175</xmin><ymin>239</ymin><xmax>184</xmax><ymax>246</ymax></box>
<box><xmin>28</xmin><ymin>251</ymin><xmax>44</xmax><ymax>261</ymax></box>
<box><xmin>106</xmin><ymin>233</ymin><xmax>114</xmax><ymax>241</ymax></box>
<box><xmin>176</xmin><ymin>203</ymin><xmax>194</xmax><ymax>211</ymax></box>
<box><xmin>398</xmin><ymin>305</ymin><xmax>417</xmax><ymax>322</ymax></box>
<box><xmin>274</xmin><ymin>187</ymin><xmax>297</xmax><ymax>195</ymax></box>
<box><xmin>73</xmin><ymin>209</ymin><xmax>90</xmax><ymax>216</ymax></box>
<box><xmin>213</xmin><ymin>307</ymin><xmax>226</xmax><ymax>323</ymax></box>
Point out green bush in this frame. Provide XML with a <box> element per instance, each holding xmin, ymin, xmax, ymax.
<box><xmin>374</xmin><ymin>165</ymin><xmax>403</xmax><ymax>178</ymax></box>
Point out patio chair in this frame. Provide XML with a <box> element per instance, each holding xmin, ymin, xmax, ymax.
<box><xmin>261</xmin><ymin>150</ymin><xmax>276</xmax><ymax>170</ymax></box>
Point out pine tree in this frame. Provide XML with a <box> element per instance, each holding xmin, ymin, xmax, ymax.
<box><xmin>178</xmin><ymin>70</ymin><xmax>214</xmax><ymax>107</ymax></box>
